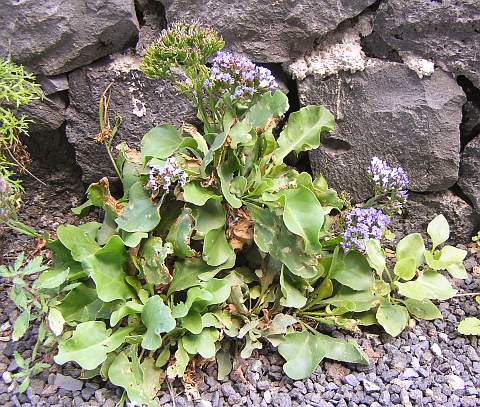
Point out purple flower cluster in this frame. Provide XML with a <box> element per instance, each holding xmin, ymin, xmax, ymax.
<box><xmin>341</xmin><ymin>207</ymin><xmax>390</xmax><ymax>252</ymax></box>
<box><xmin>205</xmin><ymin>51</ymin><xmax>278</xmax><ymax>100</ymax></box>
<box><xmin>147</xmin><ymin>157</ymin><xmax>187</xmax><ymax>193</ymax></box>
<box><xmin>368</xmin><ymin>157</ymin><xmax>409</xmax><ymax>199</ymax></box>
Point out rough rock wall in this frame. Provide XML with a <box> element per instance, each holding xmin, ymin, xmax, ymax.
<box><xmin>1</xmin><ymin>0</ymin><xmax>479</xmax><ymax>242</ymax></box>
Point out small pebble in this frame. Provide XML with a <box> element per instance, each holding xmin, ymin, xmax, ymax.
<box><xmin>448</xmin><ymin>374</ymin><xmax>465</xmax><ymax>390</ymax></box>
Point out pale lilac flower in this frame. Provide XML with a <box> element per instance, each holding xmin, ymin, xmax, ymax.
<box><xmin>368</xmin><ymin>157</ymin><xmax>409</xmax><ymax>193</ymax></box>
<box><xmin>341</xmin><ymin>207</ymin><xmax>390</xmax><ymax>252</ymax></box>
<box><xmin>205</xmin><ymin>51</ymin><xmax>278</xmax><ymax>100</ymax></box>
<box><xmin>147</xmin><ymin>157</ymin><xmax>188</xmax><ymax>193</ymax></box>
<box><xmin>368</xmin><ymin>157</ymin><xmax>409</xmax><ymax>207</ymax></box>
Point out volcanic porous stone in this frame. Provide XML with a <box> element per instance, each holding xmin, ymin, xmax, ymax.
<box><xmin>390</xmin><ymin>190</ymin><xmax>480</xmax><ymax>244</ymax></box>
<box><xmin>66</xmin><ymin>52</ymin><xmax>196</xmax><ymax>183</ymax></box>
<box><xmin>458</xmin><ymin>136</ymin><xmax>480</xmax><ymax>213</ymax></box>
<box><xmin>300</xmin><ymin>59</ymin><xmax>465</xmax><ymax>202</ymax></box>
<box><xmin>0</xmin><ymin>0</ymin><xmax>139</xmax><ymax>75</ymax></box>
<box><xmin>160</xmin><ymin>0</ymin><xmax>377</xmax><ymax>62</ymax></box>
<box><xmin>374</xmin><ymin>0</ymin><xmax>480</xmax><ymax>87</ymax></box>
<box><xmin>18</xmin><ymin>98</ymin><xmax>65</xmax><ymax>134</ymax></box>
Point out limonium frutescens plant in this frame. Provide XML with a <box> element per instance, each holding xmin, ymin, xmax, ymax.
<box><xmin>1</xmin><ymin>24</ymin><xmax>469</xmax><ymax>405</ymax></box>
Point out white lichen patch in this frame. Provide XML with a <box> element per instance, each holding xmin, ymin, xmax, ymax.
<box><xmin>289</xmin><ymin>14</ymin><xmax>373</xmax><ymax>80</ymax></box>
<box><xmin>109</xmin><ymin>51</ymin><xmax>141</xmax><ymax>74</ymax></box>
<box><xmin>399</xmin><ymin>52</ymin><xmax>435</xmax><ymax>78</ymax></box>
<box><xmin>132</xmin><ymin>97</ymin><xmax>147</xmax><ymax>117</ymax></box>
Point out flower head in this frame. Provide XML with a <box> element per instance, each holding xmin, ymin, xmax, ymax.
<box><xmin>341</xmin><ymin>207</ymin><xmax>390</xmax><ymax>252</ymax></box>
<box><xmin>368</xmin><ymin>157</ymin><xmax>409</xmax><ymax>208</ymax></box>
<box><xmin>147</xmin><ymin>157</ymin><xmax>188</xmax><ymax>194</ymax></box>
<box><xmin>368</xmin><ymin>157</ymin><xmax>409</xmax><ymax>193</ymax></box>
<box><xmin>205</xmin><ymin>51</ymin><xmax>278</xmax><ymax>100</ymax></box>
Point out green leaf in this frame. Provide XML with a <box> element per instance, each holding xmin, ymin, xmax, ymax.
<box><xmin>116</xmin><ymin>182</ymin><xmax>160</xmax><ymax>233</ymax></box>
<box><xmin>140</xmin><ymin>237</ymin><xmax>173</xmax><ymax>285</ymax></box>
<box><xmin>141</xmin><ymin>124</ymin><xmax>182</xmax><ymax>162</ymax></box>
<box><xmin>141</xmin><ymin>296</ymin><xmax>176</xmax><ymax>351</ymax></box>
<box><xmin>458</xmin><ymin>317</ymin><xmax>480</xmax><ymax>335</ymax></box>
<box><xmin>71</xmin><ymin>199</ymin><xmax>93</xmax><ymax>217</ymax></box>
<box><xmin>425</xmin><ymin>246</ymin><xmax>467</xmax><ymax>274</ymax></box>
<box><xmin>55</xmin><ymin>321</ymin><xmax>132</xmax><ymax>370</ymax></box>
<box><xmin>446</xmin><ymin>263</ymin><xmax>468</xmax><ymax>279</ymax></box>
<box><xmin>331</xmin><ymin>251</ymin><xmax>374</xmax><ymax>291</ymax></box>
<box><xmin>278</xmin><ymin>331</ymin><xmax>326</xmax><ymax>380</ymax></box>
<box><xmin>110</xmin><ymin>301</ymin><xmax>144</xmax><ymax>326</ymax></box>
<box><xmin>427</xmin><ymin>214</ymin><xmax>449</xmax><ymax>250</ymax></box>
<box><xmin>396</xmin><ymin>270</ymin><xmax>457</xmax><ymax>301</ymax></box>
<box><xmin>78</xmin><ymin>221</ymin><xmax>102</xmax><ymax>241</ymax></box>
<box><xmin>82</xmin><ymin>236</ymin><xmax>132</xmax><ymax>302</ymax></box>
<box><xmin>200</xmin><ymin>132</ymin><xmax>227</xmax><ymax>176</ymax></box>
<box><xmin>182</xmin><ymin>328</ymin><xmax>219</xmax><ymax>359</ymax></box>
<box><xmin>404</xmin><ymin>299</ymin><xmax>442</xmax><ymax>320</ymax></box>
<box><xmin>203</xmin><ymin>227</ymin><xmax>235</xmax><ymax>267</ymax></box>
<box><xmin>32</xmin><ymin>268</ymin><xmax>69</xmax><ymax>290</ymax></box>
<box><xmin>166</xmin><ymin>342</ymin><xmax>190</xmax><ymax>379</ymax></box>
<box><xmin>218</xmin><ymin>160</ymin><xmax>242</xmax><ymax>208</ymax></box>
<box><xmin>216</xmin><ymin>348</ymin><xmax>232</xmax><ymax>380</ymax></box>
<box><xmin>57</xmin><ymin>284</ymin><xmax>113</xmax><ymax>323</ymax></box>
<box><xmin>172</xmin><ymin>278</ymin><xmax>231</xmax><ymax>318</ymax></box>
<box><xmin>279</xmin><ymin>268</ymin><xmax>307</xmax><ymax>308</ymax></box>
<box><xmin>229</xmin><ymin>121</ymin><xmax>253</xmax><ymax>148</ymax></box>
<box><xmin>250</xmin><ymin>205</ymin><xmax>318</xmax><ymax>279</ymax></box>
<box><xmin>282</xmin><ymin>186</ymin><xmax>324</xmax><ymax>254</ymax></box>
<box><xmin>264</xmin><ymin>314</ymin><xmax>298</xmax><ymax>336</ymax></box>
<box><xmin>48</xmin><ymin>308</ymin><xmax>65</xmax><ymax>336</ymax></box>
<box><xmin>108</xmin><ymin>352</ymin><xmax>161</xmax><ymax>406</ymax></box>
<box><xmin>365</xmin><ymin>239</ymin><xmax>385</xmax><ymax>276</ymax></box>
<box><xmin>274</xmin><ymin>105</ymin><xmax>335</xmax><ymax>163</ymax></box>
<box><xmin>376</xmin><ymin>302</ymin><xmax>409</xmax><ymax>337</ymax></box>
<box><xmin>22</xmin><ymin>256</ymin><xmax>48</xmax><ymax>276</ymax></box>
<box><xmin>155</xmin><ymin>346</ymin><xmax>171</xmax><ymax>368</ymax></box>
<box><xmin>321</xmin><ymin>287</ymin><xmax>377</xmax><ymax>312</ymax></box>
<box><xmin>166</xmin><ymin>209</ymin><xmax>196</xmax><ymax>258</ymax></box>
<box><xmin>167</xmin><ymin>258</ymin><xmax>207</xmax><ymax>296</ymax></box>
<box><xmin>12</xmin><ymin>309</ymin><xmax>30</xmax><ymax>341</ymax></box>
<box><xmin>396</xmin><ymin>233</ymin><xmax>425</xmax><ymax>267</ymax></box>
<box><xmin>243</xmin><ymin>90</ymin><xmax>289</xmax><ymax>128</ymax></box>
<box><xmin>183</xmin><ymin>182</ymin><xmax>221</xmax><ymax>206</ymax></box>
<box><xmin>394</xmin><ymin>257</ymin><xmax>417</xmax><ymax>281</ymax></box>
<box><xmin>315</xmin><ymin>333</ymin><xmax>369</xmax><ymax>365</ymax></box>
<box><xmin>181</xmin><ymin>311</ymin><xmax>203</xmax><ymax>334</ymax></box>
<box><xmin>122</xmin><ymin>231</ymin><xmax>148</xmax><ymax>248</ymax></box>
<box><xmin>241</xmin><ymin>336</ymin><xmax>263</xmax><ymax>358</ymax></box>
<box><xmin>192</xmin><ymin>199</ymin><xmax>226</xmax><ymax>236</ymax></box>
<box><xmin>57</xmin><ymin>225</ymin><xmax>100</xmax><ymax>262</ymax></box>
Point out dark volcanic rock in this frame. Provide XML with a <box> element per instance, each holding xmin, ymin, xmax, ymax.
<box><xmin>390</xmin><ymin>190</ymin><xmax>480</xmax><ymax>244</ymax></box>
<box><xmin>66</xmin><ymin>52</ymin><xmax>196</xmax><ymax>183</ymax></box>
<box><xmin>300</xmin><ymin>59</ymin><xmax>465</xmax><ymax>202</ymax></box>
<box><xmin>18</xmin><ymin>98</ymin><xmax>65</xmax><ymax>134</ymax></box>
<box><xmin>374</xmin><ymin>0</ymin><xmax>480</xmax><ymax>87</ymax></box>
<box><xmin>0</xmin><ymin>0</ymin><xmax>139</xmax><ymax>75</ymax></box>
<box><xmin>160</xmin><ymin>0</ymin><xmax>377</xmax><ymax>62</ymax></box>
<box><xmin>458</xmin><ymin>136</ymin><xmax>480</xmax><ymax>213</ymax></box>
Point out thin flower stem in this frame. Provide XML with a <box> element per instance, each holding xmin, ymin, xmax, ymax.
<box><xmin>453</xmin><ymin>292</ymin><xmax>480</xmax><ymax>297</ymax></box>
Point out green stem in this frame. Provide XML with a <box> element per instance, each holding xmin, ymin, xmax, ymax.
<box><xmin>105</xmin><ymin>142</ymin><xmax>123</xmax><ymax>182</ymax></box>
